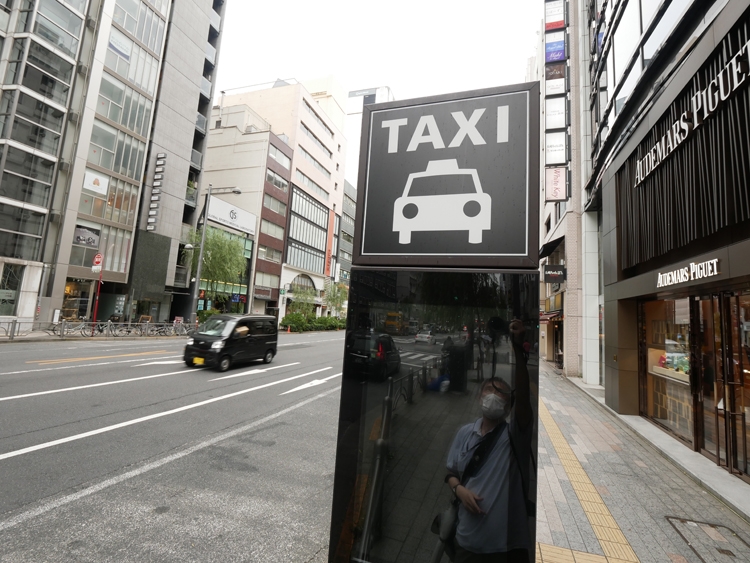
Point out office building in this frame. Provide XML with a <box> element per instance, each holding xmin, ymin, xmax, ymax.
<box><xmin>213</xmin><ymin>79</ymin><xmax>347</xmax><ymax>320</ymax></box>
<box><xmin>0</xmin><ymin>0</ymin><xmax>227</xmax><ymax>324</ymax></box>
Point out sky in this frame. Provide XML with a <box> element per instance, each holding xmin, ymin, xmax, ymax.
<box><xmin>214</xmin><ymin>1</ymin><xmax>544</xmax><ymax>103</ymax></box>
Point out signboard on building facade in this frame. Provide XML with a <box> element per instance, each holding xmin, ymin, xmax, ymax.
<box><xmin>354</xmin><ymin>84</ymin><xmax>540</xmax><ymax>268</ymax></box>
<box><xmin>207</xmin><ymin>196</ymin><xmax>257</xmax><ymax>236</ymax></box>
<box><xmin>544</xmin><ymin>265</ymin><xmax>567</xmax><ymax>283</ymax></box>
<box><xmin>545</xmin><ymin>167</ymin><xmax>568</xmax><ymax>201</ymax></box>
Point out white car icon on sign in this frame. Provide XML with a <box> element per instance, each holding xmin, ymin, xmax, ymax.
<box><xmin>392</xmin><ymin>159</ymin><xmax>491</xmax><ymax>244</ymax></box>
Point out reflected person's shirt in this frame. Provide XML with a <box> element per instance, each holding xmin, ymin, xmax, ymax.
<box><xmin>446</xmin><ymin>416</ymin><xmax>531</xmax><ymax>554</ymax></box>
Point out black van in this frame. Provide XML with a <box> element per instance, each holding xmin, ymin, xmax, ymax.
<box><xmin>184</xmin><ymin>314</ymin><xmax>278</xmax><ymax>371</ymax></box>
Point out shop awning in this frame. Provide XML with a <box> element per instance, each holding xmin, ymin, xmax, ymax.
<box><xmin>539</xmin><ymin>236</ymin><xmax>564</xmax><ymax>259</ymax></box>
<box><xmin>539</xmin><ymin>311</ymin><xmax>561</xmax><ymax>323</ymax></box>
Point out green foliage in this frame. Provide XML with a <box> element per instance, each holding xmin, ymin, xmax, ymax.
<box><xmin>280</xmin><ymin>313</ymin><xmax>345</xmax><ymax>332</ymax></box>
<box><xmin>184</xmin><ymin>227</ymin><xmax>246</xmax><ymax>302</ymax></box>
<box><xmin>280</xmin><ymin>312</ymin><xmax>308</xmax><ymax>332</ymax></box>
<box><xmin>197</xmin><ymin>309</ymin><xmax>221</xmax><ymax>324</ymax></box>
<box><xmin>287</xmin><ymin>285</ymin><xmax>317</xmax><ymax>318</ymax></box>
<box><xmin>324</xmin><ymin>283</ymin><xmax>348</xmax><ymax>316</ymax></box>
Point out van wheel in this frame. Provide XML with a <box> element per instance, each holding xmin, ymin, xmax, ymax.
<box><xmin>263</xmin><ymin>350</ymin><xmax>274</xmax><ymax>364</ymax></box>
<box><xmin>218</xmin><ymin>355</ymin><xmax>231</xmax><ymax>372</ymax></box>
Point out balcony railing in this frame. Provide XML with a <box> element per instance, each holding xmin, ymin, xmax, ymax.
<box><xmin>190</xmin><ymin>149</ymin><xmax>202</xmax><ymax>170</ymax></box>
<box><xmin>174</xmin><ymin>265</ymin><xmax>189</xmax><ymax>288</ymax></box>
<box><xmin>210</xmin><ymin>10</ymin><xmax>221</xmax><ymax>32</ymax></box>
<box><xmin>185</xmin><ymin>183</ymin><xmax>197</xmax><ymax>206</ymax></box>
<box><xmin>200</xmin><ymin>76</ymin><xmax>212</xmax><ymax>99</ymax></box>
<box><xmin>195</xmin><ymin>112</ymin><xmax>207</xmax><ymax>134</ymax></box>
<box><xmin>205</xmin><ymin>42</ymin><xmax>216</xmax><ymax>66</ymax></box>
<box><xmin>181</xmin><ymin>223</ymin><xmax>193</xmax><ymax>243</ymax></box>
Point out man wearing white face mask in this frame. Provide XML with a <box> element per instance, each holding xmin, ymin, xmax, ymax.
<box><xmin>444</xmin><ymin>319</ymin><xmax>533</xmax><ymax>563</ymax></box>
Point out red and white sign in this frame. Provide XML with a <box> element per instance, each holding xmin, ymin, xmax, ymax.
<box><xmin>93</xmin><ymin>253</ymin><xmax>103</xmax><ymax>266</ymax></box>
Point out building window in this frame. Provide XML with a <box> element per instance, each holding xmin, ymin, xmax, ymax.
<box><xmin>258</xmin><ymin>245</ymin><xmax>282</xmax><ymax>263</ymax></box>
<box><xmin>342</xmin><ymin>212</ymin><xmax>355</xmax><ymax>231</ymax></box>
<box><xmin>341</xmin><ymin>232</ymin><xmax>354</xmax><ymax>244</ymax></box>
<box><xmin>340</xmin><ymin>249</ymin><xmax>352</xmax><ymax>262</ymax></box>
<box><xmin>300</xmin><ymin>122</ymin><xmax>332</xmax><ymax>158</ymax></box>
<box><xmin>68</xmin><ymin>219</ymin><xmax>132</xmax><ymax>273</ymax></box>
<box><xmin>98</xmin><ymin>71</ymin><xmax>153</xmax><ymax>138</ymax></box>
<box><xmin>269</xmin><ymin>144</ymin><xmax>291</xmax><ymax>169</ymax></box>
<box><xmin>298</xmin><ymin>145</ymin><xmax>331</xmax><ymax>178</ymax></box>
<box><xmin>78</xmin><ymin>168</ymin><xmax>138</xmax><ymax>226</ymax></box>
<box><xmin>35</xmin><ymin>0</ymin><xmax>82</xmax><ymax>58</ymax></box>
<box><xmin>114</xmin><ymin>0</ymin><xmax>166</xmax><ymax>53</ymax></box>
<box><xmin>0</xmin><ymin>263</ymin><xmax>24</xmax><ymax>316</ymax></box>
<box><xmin>545</xmin><ymin>216</ymin><xmax>551</xmax><ymax>234</ymax></box>
<box><xmin>295</xmin><ymin>169</ymin><xmax>329</xmax><ymax>201</ymax></box>
<box><xmin>340</xmin><ymin>269</ymin><xmax>350</xmax><ymax>281</ymax></box>
<box><xmin>291</xmin><ymin>186</ymin><xmax>328</xmax><ymax>228</ymax></box>
<box><xmin>266</xmin><ymin>168</ymin><xmax>289</xmax><ymax>192</ymax></box>
<box><xmin>303</xmin><ymin>99</ymin><xmax>333</xmax><ymax>138</ymax></box>
<box><xmin>87</xmin><ymin>118</ymin><xmax>146</xmax><ymax>181</ymax></box>
<box><xmin>104</xmin><ymin>27</ymin><xmax>159</xmax><ymax>95</ymax></box>
<box><xmin>263</xmin><ymin>193</ymin><xmax>287</xmax><ymax>216</ymax></box>
<box><xmin>344</xmin><ymin>194</ymin><xmax>356</xmax><ymax>209</ymax></box>
<box><xmin>287</xmin><ymin>241</ymin><xmax>325</xmax><ymax>274</ymax></box>
<box><xmin>289</xmin><ymin>215</ymin><xmax>326</xmax><ymax>252</ymax></box>
<box><xmin>255</xmin><ymin>271</ymin><xmax>280</xmax><ymax>288</ymax></box>
<box><xmin>260</xmin><ymin>219</ymin><xmax>285</xmax><ymax>240</ymax></box>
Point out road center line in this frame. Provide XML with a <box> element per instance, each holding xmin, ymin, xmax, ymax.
<box><xmin>0</xmin><ymin>368</ymin><xmax>199</xmax><ymax>402</ymax></box>
<box><xmin>3</xmin><ymin>356</ymin><xmax>184</xmax><ymax>376</ymax></box>
<box><xmin>0</xmin><ymin>386</ymin><xmax>341</xmax><ymax>533</ymax></box>
<box><xmin>0</xmin><ymin>367</ymin><xmax>332</xmax><ymax>461</ymax></box>
<box><xmin>28</xmin><ymin>350</ymin><xmax>168</xmax><ymax>365</ymax></box>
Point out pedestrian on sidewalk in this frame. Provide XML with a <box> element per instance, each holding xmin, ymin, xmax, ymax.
<box><xmin>443</xmin><ymin>319</ymin><xmax>533</xmax><ymax>563</ymax></box>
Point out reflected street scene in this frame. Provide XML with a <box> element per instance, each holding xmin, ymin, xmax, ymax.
<box><xmin>329</xmin><ymin>269</ymin><xmax>539</xmax><ymax>563</ymax></box>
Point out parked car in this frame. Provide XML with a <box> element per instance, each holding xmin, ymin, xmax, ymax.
<box><xmin>344</xmin><ymin>330</ymin><xmax>401</xmax><ymax>381</ymax></box>
<box><xmin>184</xmin><ymin>314</ymin><xmax>277</xmax><ymax>372</ymax></box>
<box><xmin>415</xmin><ymin>329</ymin><xmax>437</xmax><ymax>345</ymax></box>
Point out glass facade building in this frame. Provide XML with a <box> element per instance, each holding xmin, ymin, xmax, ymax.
<box><xmin>0</xmin><ymin>0</ymin><xmax>227</xmax><ymax>324</ymax></box>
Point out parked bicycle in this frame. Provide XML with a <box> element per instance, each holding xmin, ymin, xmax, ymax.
<box><xmin>52</xmin><ymin>318</ymin><xmax>87</xmax><ymax>336</ymax></box>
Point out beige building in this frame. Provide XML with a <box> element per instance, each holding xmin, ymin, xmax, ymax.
<box><xmin>212</xmin><ymin>80</ymin><xmax>347</xmax><ymax>319</ymax></box>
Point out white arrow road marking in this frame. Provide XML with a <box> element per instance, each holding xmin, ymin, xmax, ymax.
<box><xmin>0</xmin><ymin>367</ymin><xmax>332</xmax><ymax>461</ymax></box>
<box><xmin>134</xmin><ymin>360</ymin><xmax>185</xmax><ymax>366</ymax></box>
<box><xmin>208</xmin><ymin>362</ymin><xmax>300</xmax><ymax>381</ymax></box>
<box><xmin>0</xmin><ymin>368</ymin><xmax>198</xmax><ymax>402</ymax></box>
<box><xmin>280</xmin><ymin>373</ymin><xmax>341</xmax><ymax>395</ymax></box>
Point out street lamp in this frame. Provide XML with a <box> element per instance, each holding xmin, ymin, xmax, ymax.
<box><xmin>188</xmin><ymin>183</ymin><xmax>242</xmax><ymax>325</ymax></box>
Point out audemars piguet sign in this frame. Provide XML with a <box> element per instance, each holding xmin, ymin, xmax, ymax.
<box><xmin>354</xmin><ymin>84</ymin><xmax>540</xmax><ymax>268</ymax></box>
<box><xmin>634</xmin><ymin>39</ymin><xmax>750</xmax><ymax>188</ymax></box>
<box><xmin>656</xmin><ymin>258</ymin><xmax>720</xmax><ymax>288</ymax></box>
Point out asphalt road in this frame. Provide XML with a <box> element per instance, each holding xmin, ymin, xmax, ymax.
<box><xmin>0</xmin><ymin>332</ymin><xmax>349</xmax><ymax>563</ymax></box>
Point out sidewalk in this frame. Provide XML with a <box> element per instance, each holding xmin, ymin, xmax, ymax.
<box><xmin>360</xmin><ymin>356</ymin><xmax>750</xmax><ymax>563</ymax></box>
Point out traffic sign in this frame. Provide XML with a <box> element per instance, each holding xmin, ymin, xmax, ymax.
<box><xmin>354</xmin><ymin>84</ymin><xmax>540</xmax><ymax>269</ymax></box>
<box><xmin>93</xmin><ymin>253</ymin><xmax>103</xmax><ymax>266</ymax></box>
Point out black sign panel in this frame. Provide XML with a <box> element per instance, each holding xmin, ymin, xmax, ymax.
<box><xmin>544</xmin><ymin>265</ymin><xmax>566</xmax><ymax>283</ymax></box>
<box><xmin>354</xmin><ymin>84</ymin><xmax>540</xmax><ymax>268</ymax></box>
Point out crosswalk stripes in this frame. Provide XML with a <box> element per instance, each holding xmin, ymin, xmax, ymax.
<box><xmin>401</xmin><ymin>353</ymin><xmax>439</xmax><ymax>361</ymax></box>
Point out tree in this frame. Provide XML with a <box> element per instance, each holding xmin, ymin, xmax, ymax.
<box><xmin>324</xmin><ymin>282</ymin><xmax>349</xmax><ymax>317</ymax></box>
<box><xmin>288</xmin><ymin>285</ymin><xmax>317</xmax><ymax>319</ymax></box>
<box><xmin>184</xmin><ymin>228</ymin><xmax>246</xmax><ymax>304</ymax></box>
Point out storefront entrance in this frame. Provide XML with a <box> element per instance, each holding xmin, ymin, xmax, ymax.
<box><xmin>641</xmin><ymin>292</ymin><xmax>749</xmax><ymax>482</ymax></box>
<box><xmin>696</xmin><ymin>293</ymin><xmax>750</xmax><ymax>481</ymax></box>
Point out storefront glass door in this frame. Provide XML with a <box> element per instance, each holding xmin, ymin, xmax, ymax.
<box><xmin>697</xmin><ymin>293</ymin><xmax>749</xmax><ymax>480</ymax></box>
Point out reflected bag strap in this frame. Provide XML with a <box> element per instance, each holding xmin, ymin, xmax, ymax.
<box><xmin>462</xmin><ymin>421</ymin><xmax>506</xmax><ymax>483</ymax></box>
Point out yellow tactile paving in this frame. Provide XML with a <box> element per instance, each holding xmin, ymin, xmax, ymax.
<box><xmin>539</xmin><ymin>400</ymin><xmax>640</xmax><ymax>562</ymax></box>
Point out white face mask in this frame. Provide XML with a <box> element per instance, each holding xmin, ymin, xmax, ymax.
<box><xmin>481</xmin><ymin>393</ymin><xmax>508</xmax><ymax>420</ymax></box>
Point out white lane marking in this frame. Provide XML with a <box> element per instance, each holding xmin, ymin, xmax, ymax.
<box><xmin>0</xmin><ymin>386</ymin><xmax>341</xmax><ymax>533</ymax></box>
<box><xmin>280</xmin><ymin>373</ymin><xmax>341</xmax><ymax>395</ymax></box>
<box><xmin>402</xmin><ymin>362</ymin><xmax>427</xmax><ymax>368</ymax></box>
<box><xmin>208</xmin><ymin>362</ymin><xmax>300</xmax><ymax>381</ymax></box>
<box><xmin>0</xmin><ymin>368</ymin><xmax>199</xmax><ymax>402</ymax></box>
<box><xmin>0</xmin><ymin>367</ymin><xmax>332</xmax><ymax>461</ymax></box>
<box><xmin>277</xmin><ymin>337</ymin><xmax>343</xmax><ymax>347</ymax></box>
<box><xmin>134</xmin><ymin>360</ymin><xmax>185</xmax><ymax>367</ymax></box>
<box><xmin>3</xmin><ymin>355</ymin><xmax>184</xmax><ymax>376</ymax></box>
<box><xmin>403</xmin><ymin>354</ymin><xmax>425</xmax><ymax>360</ymax></box>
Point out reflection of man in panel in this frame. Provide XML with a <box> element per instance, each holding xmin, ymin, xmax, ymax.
<box><xmin>445</xmin><ymin>319</ymin><xmax>533</xmax><ymax>563</ymax></box>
